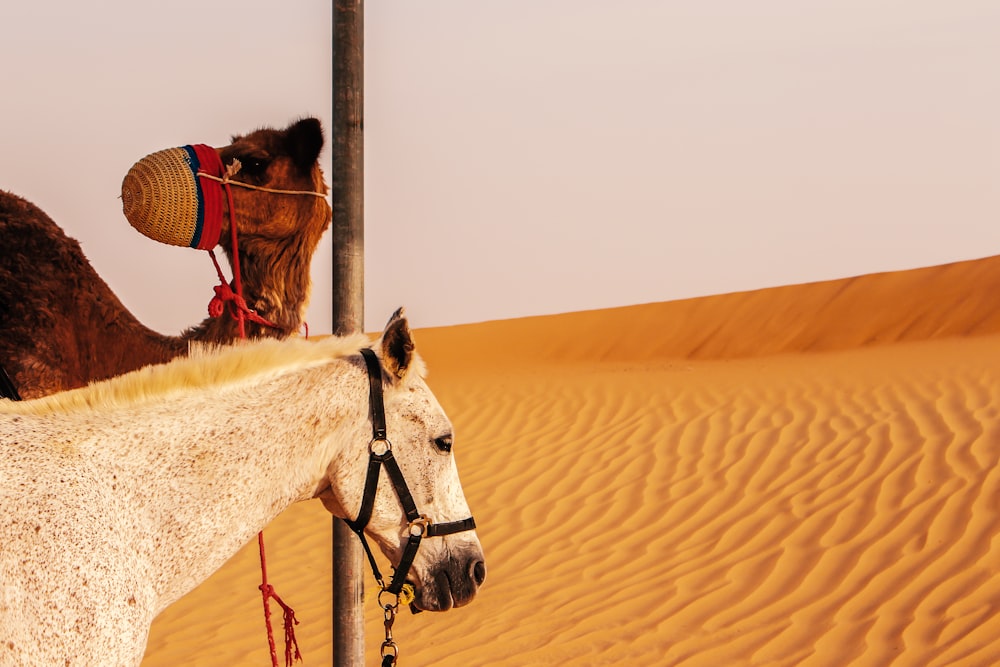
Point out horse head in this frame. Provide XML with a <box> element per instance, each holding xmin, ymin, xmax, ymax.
<box><xmin>319</xmin><ymin>309</ymin><xmax>486</xmax><ymax>612</ymax></box>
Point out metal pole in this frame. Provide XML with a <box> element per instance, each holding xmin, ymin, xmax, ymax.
<box><xmin>332</xmin><ymin>1</ymin><xmax>364</xmax><ymax>665</ymax></box>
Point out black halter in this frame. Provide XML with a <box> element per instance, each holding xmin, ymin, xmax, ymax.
<box><xmin>346</xmin><ymin>348</ymin><xmax>476</xmax><ymax>598</ymax></box>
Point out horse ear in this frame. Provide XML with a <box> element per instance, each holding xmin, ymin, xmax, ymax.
<box><xmin>380</xmin><ymin>307</ymin><xmax>414</xmax><ymax>380</ymax></box>
<box><xmin>284</xmin><ymin>117</ymin><xmax>325</xmax><ymax>171</ymax></box>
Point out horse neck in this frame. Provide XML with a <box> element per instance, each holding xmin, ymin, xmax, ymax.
<box><xmin>132</xmin><ymin>359</ymin><xmax>369</xmax><ymax>613</ymax></box>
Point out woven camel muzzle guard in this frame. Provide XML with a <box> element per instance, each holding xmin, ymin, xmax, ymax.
<box><xmin>121</xmin><ymin>144</ymin><xmax>225</xmax><ymax>250</ymax></box>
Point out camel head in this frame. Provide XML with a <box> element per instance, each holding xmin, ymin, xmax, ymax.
<box><xmin>217</xmin><ymin>117</ymin><xmax>331</xmax><ymax>247</ymax></box>
<box><xmin>119</xmin><ymin>117</ymin><xmax>333</xmax><ymax>342</ymax></box>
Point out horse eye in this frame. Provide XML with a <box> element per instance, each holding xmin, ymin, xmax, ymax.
<box><xmin>433</xmin><ymin>435</ymin><xmax>453</xmax><ymax>453</ymax></box>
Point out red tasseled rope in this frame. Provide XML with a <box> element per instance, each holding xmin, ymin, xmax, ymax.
<box><xmin>206</xmin><ymin>182</ymin><xmax>280</xmax><ymax>335</ymax></box>
<box><xmin>205</xmin><ymin>175</ymin><xmax>301</xmax><ymax>667</ymax></box>
<box><xmin>207</xmin><ymin>251</ymin><xmax>282</xmax><ymax>332</ymax></box>
<box><xmin>259</xmin><ymin>533</ymin><xmax>302</xmax><ymax>667</ymax></box>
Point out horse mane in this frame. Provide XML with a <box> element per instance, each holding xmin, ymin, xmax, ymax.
<box><xmin>0</xmin><ymin>333</ymin><xmax>372</xmax><ymax>417</ymax></box>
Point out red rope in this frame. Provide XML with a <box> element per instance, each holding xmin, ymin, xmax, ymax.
<box><xmin>224</xmin><ymin>182</ymin><xmax>247</xmax><ymax>339</ymax></box>
<box><xmin>258</xmin><ymin>533</ymin><xmax>302</xmax><ymax>667</ymax></box>
<box><xmin>207</xmin><ymin>251</ymin><xmax>281</xmax><ymax>331</ymax></box>
<box><xmin>205</xmin><ymin>183</ymin><xmax>280</xmax><ymax>335</ymax></box>
<box><xmin>204</xmin><ymin>176</ymin><xmax>301</xmax><ymax>667</ymax></box>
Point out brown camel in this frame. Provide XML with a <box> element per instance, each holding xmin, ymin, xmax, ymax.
<box><xmin>0</xmin><ymin>117</ymin><xmax>331</xmax><ymax>400</ymax></box>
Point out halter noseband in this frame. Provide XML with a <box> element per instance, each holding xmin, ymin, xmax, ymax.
<box><xmin>346</xmin><ymin>348</ymin><xmax>477</xmax><ymax>599</ymax></box>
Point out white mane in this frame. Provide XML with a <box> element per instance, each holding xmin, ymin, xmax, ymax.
<box><xmin>0</xmin><ymin>333</ymin><xmax>372</xmax><ymax>417</ymax></box>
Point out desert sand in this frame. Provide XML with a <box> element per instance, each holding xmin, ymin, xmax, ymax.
<box><xmin>141</xmin><ymin>257</ymin><xmax>1000</xmax><ymax>666</ymax></box>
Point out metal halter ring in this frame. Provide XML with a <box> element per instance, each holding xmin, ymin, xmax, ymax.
<box><xmin>377</xmin><ymin>583</ymin><xmax>416</xmax><ymax>611</ymax></box>
<box><xmin>408</xmin><ymin>515</ymin><xmax>432</xmax><ymax>537</ymax></box>
<box><xmin>369</xmin><ymin>437</ymin><xmax>392</xmax><ymax>457</ymax></box>
<box><xmin>378</xmin><ymin>588</ymin><xmax>401</xmax><ymax>611</ymax></box>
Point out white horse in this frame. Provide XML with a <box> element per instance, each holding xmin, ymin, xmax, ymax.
<box><xmin>0</xmin><ymin>309</ymin><xmax>485</xmax><ymax>666</ymax></box>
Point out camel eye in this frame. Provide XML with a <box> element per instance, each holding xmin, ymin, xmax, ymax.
<box><xmin>239</xmin><ymin>156</ymin><xmax>269</xmax><ymax>175</ymax></box>
<box><xmin>433</xmin><ymin>435</ymin><xmax>453</xmax><ymax>453</ymax></box>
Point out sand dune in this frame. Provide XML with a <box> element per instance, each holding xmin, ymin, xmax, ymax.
<box><xmin>142</xmin><ymin>257</ymin><xmax>1000</xmax><ymax>666</ymax></box>
<box><xmin>415</xmin><ymin>255</ymin><xmax>1000</xmax><ymax>368</ymax></box>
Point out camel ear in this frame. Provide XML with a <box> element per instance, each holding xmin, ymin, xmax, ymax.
<box><xmin>284</xmin><ymin>117</ymin><xmax>324</xmax><ymax>171</ymax></box>
<box><xmin>380</xmin><ymin>308</ymin><xmax>414</xmax><ymax>380</ymax></box>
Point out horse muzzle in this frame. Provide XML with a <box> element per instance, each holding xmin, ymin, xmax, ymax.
<box><xmin>411</xmin><ymin>545</ymin><xmax>487</xmax><ymax>612</ymax></box>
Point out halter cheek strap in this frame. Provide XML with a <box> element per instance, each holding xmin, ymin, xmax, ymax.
<box><xmin>346</xmin><ymin>348</ymin><xmax>477</xmax><ymax>598</ymax></box>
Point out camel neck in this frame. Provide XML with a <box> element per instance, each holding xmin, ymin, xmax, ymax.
<box><xmin>182</xmin><ymin>236</ymin><xmax>316</xmax><ymax>344</ymax></box>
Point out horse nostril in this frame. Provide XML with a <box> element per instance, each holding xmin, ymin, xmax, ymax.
<box><xmin>472</xmin><ymin>560</ymin><xmax>486</xmax><ymax>586</ymax></box>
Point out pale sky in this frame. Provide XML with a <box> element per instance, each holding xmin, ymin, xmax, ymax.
<box><xmin>2</xmin><ymin>1</ymin><xmax>998</xmax><ymax>334</ymax></box>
